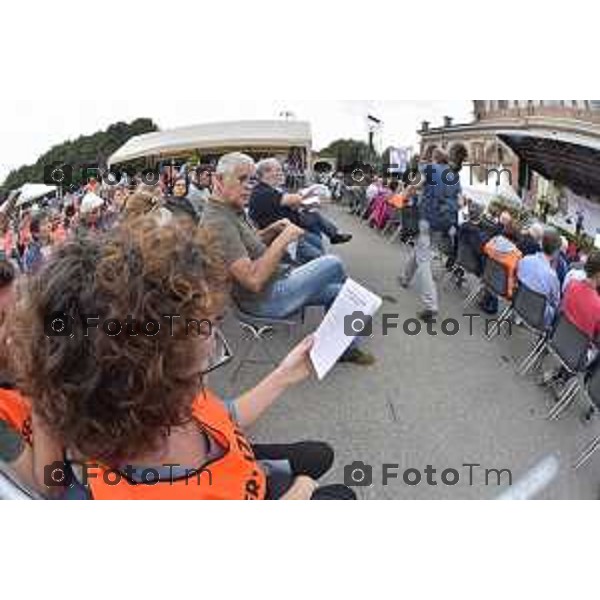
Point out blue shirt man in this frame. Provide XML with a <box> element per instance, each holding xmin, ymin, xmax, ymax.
<box><xmin>516</xmin><ymin>230</ymin><xmax>563</xmax><ymax>327</ymax></box>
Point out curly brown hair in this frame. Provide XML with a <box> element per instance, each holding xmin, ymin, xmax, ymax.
<box><xmin>8</xmin><ymin>216</ymin><xmax>229</xmax><ymax>465</ymax></box>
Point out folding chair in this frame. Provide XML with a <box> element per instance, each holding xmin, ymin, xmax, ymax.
<box><xmin>231</xmin><ymin>306</ymin><xmax>305</xmax><ymax>382</ymax></box>
<box><xmin>442</xmin><ymin>238</ymin><xmax>482</xmax><ymax>296</ymax></box>
<box><xmin>486</xmin><ymin>280</ymin><xmax>547</xmax><ymax>342</ymax></box>
<box><xmin>0</xmin><ymin>461</ymin><xmax>42</xmax><ymax>500</ymax></box>
<box><xmin>573</xmin><ymin>362</ymin><xmax>600</xmax><ymax>469</ymax></box>
<box><xmin>520</xmin><ymin>314</ymin><xmax>592</xmax><ymax>420</ymax></box>
<box><xmin>463</xmin><ymin>255</ymin><xmax>509</xmax><ymax>311</ymax></box>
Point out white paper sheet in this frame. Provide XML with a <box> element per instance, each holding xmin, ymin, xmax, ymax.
<box><xmin>301</xmin><ymin>197</ymin><xmax>321</xmax><ymax>207</ymax></box>
<box><xmin>309</xmin><ymin>278</ymin><xmax>382</xmax><ymax>380</ymax></box>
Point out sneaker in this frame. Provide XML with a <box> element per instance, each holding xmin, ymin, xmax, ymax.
<box><xmin>339</xmin><ymin>347</ymin><xmax>376</xmax><ymax>366</ymax></box>
<box><xmin>417</xmin><ymin>309</ymin><xmax>438</xmax><ymax>323</ymax></box>
<box><xmin>330</xmin><ymin>233</ymin><xmax>353</xmax><ymax>245</ymax></box>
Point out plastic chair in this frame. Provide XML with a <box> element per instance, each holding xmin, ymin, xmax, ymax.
<box><xmin>442</xmin><ymin>238</ymin><xmax>483</xmax><ymax>300</ymax></box>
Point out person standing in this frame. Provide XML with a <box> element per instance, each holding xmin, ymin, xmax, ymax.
<box><xmin>399</xmin><ymin>149</ymin><xmax>462</xmax><ymax>322</ymax></box>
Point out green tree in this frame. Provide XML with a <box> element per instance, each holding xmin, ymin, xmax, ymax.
<box><xmin>1</xmin><ymin>118</ymin><xmax>158</xmax><ymax>198</ymax></box>
<box><xmin>317</xmin><ymin>139</ymin><xmax>380</xmax><ymax>171</ymax></box>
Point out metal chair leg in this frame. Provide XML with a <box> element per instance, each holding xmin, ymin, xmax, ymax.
<box><xmin>463</xmin><ymin>283</ymin><xmax>484</xmax><ymax>309</ymax></box>
<box><xmin>547</xmin><ymin>377</ymin><xmax>581</xmax><ymax>420</ymax></box>
<box><xmin>517</xmin><ymin>335</ymin><xmax>548</xmax><ymax>375</ymax></box>
<box><xmin>574</xmin><ymin>435</ymin><xmax>600</xmax><ymax>470</ymax></box>
<box><xmin>484</xmin><ymin>305</ymin><xmax>513</xmax><ymax>341</ymax></box>
<box><xmin>231</xmin><ymin>324</ymin><xmax>277</xmax><ymax>382</ymax></box>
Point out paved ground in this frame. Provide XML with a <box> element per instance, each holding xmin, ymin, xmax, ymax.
<box><xmin>212</xmin><ymin>204</ymin><xmax>600</xmax><ymax>499</ymax></box>
<box><xmin>2</xmin><ymin>204</ymin><xmax>598</xmax><ymax>499</ymax></box>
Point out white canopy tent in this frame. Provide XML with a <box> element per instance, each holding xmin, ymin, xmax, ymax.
<box><xmin>16</xmin><ymin>183</ymin><xmax>58</xmax><ymax>207</ymax></box>
<box><xmin>108</xmin><ymin>120</ymin><xmax>313</xmax><ymax>166</ymax></box>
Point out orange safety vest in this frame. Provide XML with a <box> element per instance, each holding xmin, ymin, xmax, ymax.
<box><xmin>0</xmin><ymin>388</ymin><xmax>266</xmax><ymax>500</ymax></box>
<box><xmin>483</xmin><ymin>239</ymin><xmax>523</xmax><ymax>299</ymax></box>
<box><xmin>387</xmin><ymin>194</ymin><xmax>408</xmax><ymax>210</ymax></box>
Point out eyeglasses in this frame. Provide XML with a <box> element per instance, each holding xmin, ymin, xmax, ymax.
<box><xmin>237</xmin><ymin>174</ymin><xmax>258</xmax><ymax>187</ymax></box>
<box><xmin>201</xmin><ymin>326</ymin><xmax>234</xmax><ymax>375</ymax></box>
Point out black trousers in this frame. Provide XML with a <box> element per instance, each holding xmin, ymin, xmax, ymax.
<box><xmin>252</xmin><ymin>441</ymin><xmax>356</xmax><ymax>500</ymax></box>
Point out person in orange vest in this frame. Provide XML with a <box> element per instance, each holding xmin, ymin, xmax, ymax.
<box><xmin>481</xmin><ymin>222</ymin><xmax>523</xmax><ymax>314</ymax></box>
<box><xmin>0</xmin><ymin>215</ymin><xmax>355</xmax><ymax>500</ymax></box>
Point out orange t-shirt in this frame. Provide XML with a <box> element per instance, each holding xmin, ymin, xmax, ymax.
<box><xmin>387</xmin><ymin>194</ymin><xmax>408</xmax><ymax>209</ymax></box>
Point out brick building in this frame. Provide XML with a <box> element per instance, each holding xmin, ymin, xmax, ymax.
<box><xmin>418</xmin><ymin>101</ymin><xmax>600</xmax><ymax>204</ymax></box>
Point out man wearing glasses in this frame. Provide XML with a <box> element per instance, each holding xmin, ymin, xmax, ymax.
<box><xmin>202</xmin><ymin>152</ymin><xmax>374</xmax><ymax>366</ymax></box>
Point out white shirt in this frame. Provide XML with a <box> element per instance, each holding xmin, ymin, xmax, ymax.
<box><xmin>366</xmin><ymin>184</ymin><xmax>380</xmax><ymax>202</ymax></box>
<box><xmin>562</xmin><ymin>268</ymin><xmax>587</xmax><ymax>293</ymax></box>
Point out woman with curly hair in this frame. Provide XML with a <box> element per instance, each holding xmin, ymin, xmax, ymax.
<box><xmin>0</xmin><ymin>215</ymin><xmax>354</xmax><ymax>500</ymax></box>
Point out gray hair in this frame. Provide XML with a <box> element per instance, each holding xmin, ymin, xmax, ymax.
<box><xmin>256</xmin><ymin>158</ymin><xmax>282</xmax><ymax>180</ymax></box>
<box><xmin>529</xmin><ymin>222</ymin><xmax>544</xmax><ymax>241</ymax></box>
<box><xmin>216</xmin><ymin>152</ymin><xmax>255</xmax><ymax>177</ymax></box>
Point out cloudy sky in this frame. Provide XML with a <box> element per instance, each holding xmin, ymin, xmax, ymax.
<box><xmin>0</xmin><ymin>100</ymin><xmax>473</xmax><ymax>184</ymax></box>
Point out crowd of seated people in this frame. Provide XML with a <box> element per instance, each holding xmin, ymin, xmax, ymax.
<box><xmin>2</xmin><ymin>147</ymin><xmax>599</xmax><ymax>498</ymax></box>
<box><xmin>202</xmin><ymin>153</ymin><xmax>374</xmax><ymax>365</ymax></box>
<box><xmin>0</xmin><ymin>150</ymin><xmax>387</xmax><ymax>499</ymax></box>
<box><xmin>0</xmin><ymin>203</ymin><xmax>360</xmax><ymax>499</ymax></box>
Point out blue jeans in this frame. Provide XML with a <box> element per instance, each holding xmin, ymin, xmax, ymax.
<box><xmin>301</xmin><ymin>211</ymin><xmax>339</xmax><ymax>240</ymax></box>
<box><xmin>239</xmin><ymin>255</ymin><xmax>347</xmax><ymax>319</ymax></box>
<box><xmin>296</xmin><ymin>231</ymin><xmax>324</xmax><ymax>264</ymax></box>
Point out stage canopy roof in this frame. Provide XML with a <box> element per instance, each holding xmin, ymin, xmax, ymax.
<box><xmin>108</xmin><ymin>120</ymin><xmax>312</xmax><ymax>166</ymax></box>
<box><xmin>497</xmin><ymin>129</ymin><xmax>600</xmax><ymax>198</ymax></box>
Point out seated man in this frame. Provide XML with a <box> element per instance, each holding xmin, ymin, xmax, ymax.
<box><xmin>540</xmin><ymin>251</ymin><xmax>600</xmax><ymax>403</ymax></box>
<box><xmin>187</xmin><ymin>165</ymin><xmax>213</xmax><ymax>217</ymax></box>
<box><xmin>480</xmin><ymin>223</ymin><xmax>523</xmax><ymax>314</ymax></box>
<box><xmin>455</xmin><ymin>202</ymin><xmax>489</xmax><ymax>279</ymax></box>
<box><xmin>516</xmin><ymin>228</ymin><xmax>562</xmax><ymax>327</ymax></box>
<box><xmin>202</xmin><ymin>153</ymin><xmax>374</xmax><ymax>365</ymax></box>
<box><xmin>518</xmin><ymin>222</ymin><xmax>544</xmax><ymax>257</ymax></box>
<box><xmin>249</xmin><ymin>158</ymin><xmax>352</xmax><ymax>264</ymax></box>
<box><xmin>562</xmin><ymin>250</ymin><xmax>600</xmax><ymax>342</ymax></box>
